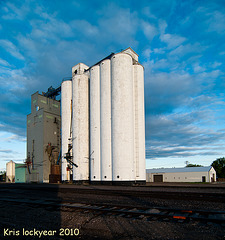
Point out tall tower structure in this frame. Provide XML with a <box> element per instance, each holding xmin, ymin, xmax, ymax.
<box><xmin>61</xmin><ymin>47</ymin><xmax>145</xmax><ymax>184</ymax></box>
<box><xmin>27</xmin><ymin>92</ymin><xmax>61</xmax><ymax>183</ymax></box>
<box><xmin>61</xmin><ymin>80</ymin><xmax>72</xmax><ymax>181</ymax></box>
<box><xmin>72</xmin><ymin>63</ymin><xmax>90</xmax><ymax>182</ymax></box>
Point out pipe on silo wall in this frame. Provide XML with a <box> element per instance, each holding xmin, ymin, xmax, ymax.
<box><xmin>90</xmin><ymin>65</ymin><xmax>101</xmax><ymax>182</ymax></box>
<box><xmin>133</xmin><ymin>64</ymin><xmax>146</xmax><ymax>182</ymax></box>
<box><xmin>100</xmin><ymin>59</ymin><xmax>112</xmax><ymax>182</ymax></box>
<box><xmin>61</xmin><ymin>80</ymin><xmax>72</xmax><ymax>181</ymax></box>
<box><xmin>72</xmin><ymin>73</ymin><xmax>89</xmax><ymax>182</ymax></box>
<box><xmin>111</xmin><ymin>53</ymin><xmax>135</xmax><ymax>182</ymax></box>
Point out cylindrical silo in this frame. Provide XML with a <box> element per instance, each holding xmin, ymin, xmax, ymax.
<box><xmin>100</xmin><ymin>59</ymin><xmax>112</xmax><ymax>182</ymax></box>
<box><xmin>72</xmin><ymin>72</ymin><xmax>89</xmax><ymax>182</ymax></box>
<box><xmin>61</xmin><ymin>80</ymin><xmax>72</xmax><ymax>182</ymax></box>
<box><xmin>133</xmin><ymin>64</ymin><xmax>146</xmax><ymax>182</ymax></box>
<box><xmin>6</xmin><ymin>160</ymin><xmax>15</xmax><ymax>182</ymax></box>
<box><xmin>90</xmin><ymin>65</ymin><xmax>101</xmax><ymax>182</ymax></box>
<box><xmin>111</xmin><ymin>53</ymin><xmax>135</xmax><ymax>182</ymax></box>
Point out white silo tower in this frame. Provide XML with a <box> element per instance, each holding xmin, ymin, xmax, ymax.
<box><xmin>111</xmin><ymin>52</ymin><xmax>135</xmax><ymax>182</ymax></box>
<box><xmin>61</xmin><ymin>79</ymin><xmax>72</xmax><ymax>182</ymax></box>
<box><xmin>133</xmin><ymin>64</ymin><xmax>146</xmax><ymax>182</ymax></box>
<box><xmin>62</xmin><ymin>47</ymin><xmax>146</xmax><ymax>184</ymax></box>
<box><xmin>100</xmin><ymin>59</ymin><xmax>112</xmax><ymax>182</ymax></box>
<box><xmin>72</xmin><ymin>63</ymin><xmax>90</xmax><ymax>182</ymax></box>
<box><xmin>90</xmin><ymin>65</ymin><xmax>101</xmax><ymax>182</ymax></box>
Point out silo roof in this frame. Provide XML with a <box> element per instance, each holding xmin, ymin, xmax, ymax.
<box><xmin>146</xmin><ymin>166</ymin><xmax>213</xmax><ymax>173</ymax></box>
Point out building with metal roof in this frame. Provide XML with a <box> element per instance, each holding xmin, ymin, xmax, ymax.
<box><xmin>146</xmin><ymin>166</ymin><xmax>216</xmax><ymax>183</ymax></box>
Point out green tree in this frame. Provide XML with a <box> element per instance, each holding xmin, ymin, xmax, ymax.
<box><xmin>211</xmin><ymin>158</ymin><xmax>225</xmax><ymax>178</ymax></box>
<box><xmin>186</xmin><ymin>164</ymin><xmax>203</xmax><ymax>167</ymax></box>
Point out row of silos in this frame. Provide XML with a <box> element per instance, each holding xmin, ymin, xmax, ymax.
<box><xmin>61</xmin><ymin>48</ymin><xmax>146</xmax><ymax>184</ymax></box>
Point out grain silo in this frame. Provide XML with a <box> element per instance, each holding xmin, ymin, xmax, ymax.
<box><xmin>100</xmin><ymin>59</ymin><xmax>112</xmax><ymax>182</ymax></box>
<box><xmin>133</xmin><ymin>64</ymin><xmax>146</xmax><ymax>182</ymax></box>
<box><xmin>111</xmin><ymin>52</ymin><xmax>135</xmax><ymax>182</ymax></box>
<box><xmin>61</xmin><ymin>79</ymin><xmax>72</xmax><ymax>182</ymax></box>
<box><xmin>72</xmin><ymin>63</ymin><xmax>90</xmax><ymax>183</ymax></box>
<box><xmin>61</xmin><ymin>47</ymin><xmax>146</xmax><ymax>185</ymax></box>
<box><xmin>90</xmin><ymin>65</ymin><xmax>101</xmax><ymax>182</ymax></box>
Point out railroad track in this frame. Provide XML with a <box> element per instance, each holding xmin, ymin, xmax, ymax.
<box><xmin>1</xmin><ymin>185</ymin><xmax>225</xmax><ymax>203</ymax></box>
<box><xmin>0</xmin><ymin>197</ymin><xmax>224</xmax><ymax>225</ymax></box>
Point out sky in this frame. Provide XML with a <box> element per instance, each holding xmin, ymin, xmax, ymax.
<box><xmin>0</xmin><ymin>0</ymin><xmax>225</xmax><ymax>171</ymax></box>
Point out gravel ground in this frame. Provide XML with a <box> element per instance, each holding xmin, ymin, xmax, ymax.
<box><xmin>0</xmin><ymin>183</ymin><xmax>225</xmax><ymax>240</ymax></box>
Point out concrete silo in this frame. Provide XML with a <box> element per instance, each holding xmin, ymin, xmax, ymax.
<box><xmin>111</xmin><ymin>53</ymin><xmax>135</xmax><ymax>183</ymax></box>
<box><xmin>61</xmin><ymin>47</ymin><xmax>145</xmax><ymax>185</ymax></box>
<box><xmin>90</xmin><ymin>65</ymin><xmax>101</xmax><ymax>182</ymax></box>
<box><xmin>61</xmin><ymin>79</ymin><xmax>72</xmax><ymax>182</ymax></box>
<box><xmin>133</xmin><ymin>64</ymin><xmax>146</xmax><ymax>182</ymax></box>
<box><xmin>72</xmin><ymin>63</ymin><xmax>90</xmax><ymax>182</ymax></box>
<box><xmin>6</xmin><ymin>160</ymin><xmax>15</xmax><ymax>183</ymax></box>
<box><xmin>100</xmin><ymin>59</ymin><xmax>112</xmax><ymax>182</ymax></box>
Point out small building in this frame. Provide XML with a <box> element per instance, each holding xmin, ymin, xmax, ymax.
<box><xmin>146</xmin><ymin>166</ymin><xmax>216</xmax><ymax>183</ymax></box>
<box><xmin>15</xmin><ymin>164</ymin><xmax>26</xmax><ymax>183</ymax></box>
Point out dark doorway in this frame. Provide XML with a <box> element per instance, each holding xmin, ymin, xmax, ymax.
<box><xmin>154</xmin><ymin>175</ymin><xmax>163</xmax><ymax>182</ymax></box>
<box><xmin>202</xmin><ymin>176</ymin><xmax>206</xmax><ymax>182</ymax></box>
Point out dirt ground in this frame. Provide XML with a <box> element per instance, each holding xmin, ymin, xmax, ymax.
<box><xmin>0</xmin><ymin>183</ymin><xmax>225</xmax><ymax>240</ymax></box>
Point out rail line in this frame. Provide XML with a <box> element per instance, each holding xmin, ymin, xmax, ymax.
<box><xmin>1</xmin><ymin>185</ymin><xmax>225</xmax><ymax>203</ymax></box>
<box><xmin>0</xmin><ymin>197</ymin><xmax>224</xmax><ymax>225</ymax></box>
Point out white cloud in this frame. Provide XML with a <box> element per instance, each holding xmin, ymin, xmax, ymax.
<box><xmin>0</xmin><ymin>58</ymin><xmax>11</xmax><ymax>67</ymax></box>
<box><xmin>97</xmin><ymin>5</ymin><xmax>139</xmax><ymax>46</ymax></box>
<box><xmin>2</xmin><ymin>1</ymin><xmax>30</xmax><ymax>20</ymax></box>
<box><xmin>0</xmin><ymin>40</ymin><xmax>24</xmax><ymax>60</ymax></box>
<box><xmin>30</xmin><ymin>17</ymin><xmax>74</xmax><ymax>40</ymax></box>
<box><xmin>0</xmin><ymin>67</ymin><xmax>27</xmax><ymax>92</ymax></box>
<box><xmin>207</xmin><ymin>10</ymin><xmax>225</xmax><ymax>34</ymax></box>
<box><xmin>0</xmin><ymin>149</ymin><xmax>13</xmax><ymax>153</ymax></box>
<box><xmin>153</xmin><ymin>48</ymin><xmax>166</xmax><ymax>54</ymax></box>
<box><xmin>150</xmin><ymin>58</ymin><xmax>170</xmax><ymax>70</ymax></box>
<box><xmin>211</xmin><ymin>62</ymin><xmax>222</xmax><ymax>68</ymax></box>
<box><xmin>4</xmin><ymin>134</ymin><xmax>26</xmax><ymax>142</ymax></box>
<box><xmin>141</xmin><ymin>21</ymin><xmax>157</xmax><ymax>40</ymax></box>
<box><xmin>198</xmin><ymin>69</ymin><xmax>221</xmax><ymax>79</ymax></box>
<box><xmin>158</xmin><ymin>19</ymin><xmax>167</xmax><ymax>34</ymax></box>
<box><xmin>169</xmin><ymin>43</ymin><xmax>202</xmax><ymax>57</ymax></box>
<box><xmin>160</xmin><ymin>33</ymin><xmax>186</xmax><ymax>49</ymax></box>
<box><xmin>71</xmin><ymin>20</ymin><xmax>99</xmax><ymax>37</ymax></box>
<box><xmin>196</xmin><ymin>6</ymin><xmax>225</xmax><ymax>34</ymax></box>
<box><xmin>143</xmin><ymin>48</ymin><xmax>151</xmax><ymax>59</ymax></box>
<box><xmin>142</xmin><ymin>7</ymin><xmax>157</xmax><ymax>19</ymax></box>
<box><xmin>193</xmin><ymin>63</ymin><xmax>206</xmax><ymax>73</ymax></box>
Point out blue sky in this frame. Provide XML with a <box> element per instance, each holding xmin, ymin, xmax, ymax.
<box><xmin>0</xmin><ymin>0</ymin><xmax>225</xmax><ymax>171</ymax></box>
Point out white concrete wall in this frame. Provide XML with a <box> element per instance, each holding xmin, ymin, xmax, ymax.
<box><xmin>72</xmin><ymin>64</ymin><xmax>89</xmax><ymax>181</ymax></box>
<box><xmin>100</xmin><ymin>59</ymin><xmax>112</xmax><ymax>181</ymax></box>
<box><xmin>133</xmin><ymin>64</ymin><xmax>146</xmax><ymax>181</ymax></box>
<box><xmin>90</xmin><ymin>65</ymin><xmax>101</xmax><ymax>181</ymax></box>
<box><xmin>111</xmin><ymin>53</ymin><xmax>135</xmax><ymax>181</ymax></box>
<box><xmin>209</xmin><ymin>168</ymin><xmax>217</xmax><ymax>182</ymax></box>
<box><xmin>61</xmin><ymin>80</ymin><xmax>72</xmax><ymax>181</ymax></box>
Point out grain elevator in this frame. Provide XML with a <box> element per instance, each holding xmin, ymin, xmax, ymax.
<box><xmin>26</xmin><ymin>92</ymin><xmax>61</xmax><ymax>183</ymax></box>
<box><xmin>61</xmin><ymin>48</ymin><xmax>146</xmax><ymax>184</ymax></box>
